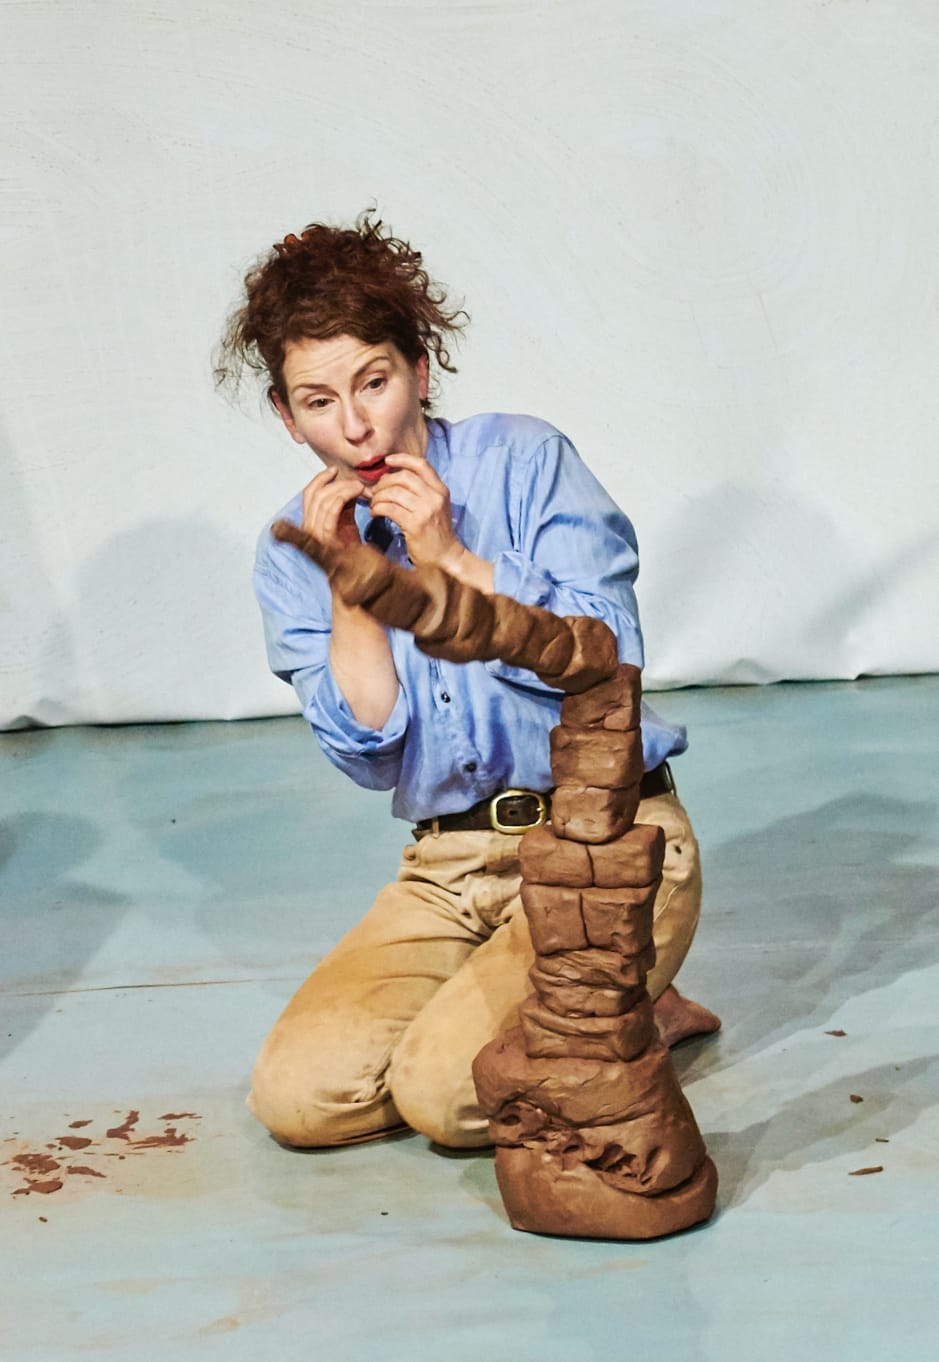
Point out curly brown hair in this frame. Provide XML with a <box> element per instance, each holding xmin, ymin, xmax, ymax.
<box><xmin>215</xmin><ymin>210</ymin><xmax>468</xmax><ymax>407</ymax></box>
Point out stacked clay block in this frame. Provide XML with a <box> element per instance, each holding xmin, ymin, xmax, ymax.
<box><xmin>271</xmin><ymin>524</ymin><xmax>717</xmax><ymax>1238</ymax></box>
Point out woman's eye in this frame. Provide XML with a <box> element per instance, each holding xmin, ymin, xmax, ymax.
<box><xmin>366</xmin><ymin>375</ymin><xmax>386</xmax><ymax>391</ymax></box>
<box><xmin>308</xmin><ymin>397</ymin><xmax>330</xmax><ymax>410</ymax></box>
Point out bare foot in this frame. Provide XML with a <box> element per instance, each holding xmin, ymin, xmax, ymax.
<box><xmin>653</xmin><ymin>985</ymin><xmax>722</xmax><ymax>1048</ymax></box>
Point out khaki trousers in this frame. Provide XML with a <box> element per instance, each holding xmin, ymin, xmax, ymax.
<box><xmin>248</xmin><ymin>791</ymin><xmax>702</xmax><ymax>1150</ymax></box>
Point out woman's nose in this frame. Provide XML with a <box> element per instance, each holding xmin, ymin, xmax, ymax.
<box><xmin>342</xmin><ymin>399</ymin><xmax>371</xmax><ymax>443</ymax></box>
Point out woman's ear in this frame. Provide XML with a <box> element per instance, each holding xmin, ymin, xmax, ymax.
<box><xmin>417</xmin><ymin>353</ymin><xmax>429</xmax><ymax>403</ymax></box>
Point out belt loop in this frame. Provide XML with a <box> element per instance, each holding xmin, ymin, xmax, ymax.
<box><xmin>432</xmin><ymin>816</ymin><xmax>440</xmax><ymax>838</ymax></box>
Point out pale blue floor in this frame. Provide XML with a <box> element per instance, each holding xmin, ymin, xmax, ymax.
<box><xmin>2</xmin><ymin>677</ymin><xmax>938</xmax><ymax>1361</ymax></box>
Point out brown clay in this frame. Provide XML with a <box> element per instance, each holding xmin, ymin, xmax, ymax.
<box><xmin>475</xmin><ymin>1029</ymin><xmax>700</xmax><ymax>1136</ymax></box>
<box><xmin>486</xmin><ymin>596</ymin><xmax>550</xmax><ymax>665</ymax></box>
<box><xmin>12</xmin><ymin>1153</ymin><xmax>61</xmax><ymax>1174</ymax></box>
<box><xmin>549</xmin><ymin>784</ymin><xmax>640</xmax><ymax>844</ymax></box>
<box><xmin>560</xmin><ymin>663</ymin><xmax>643</xmax><ymax>730</ymax></box>
<box><xmin>269</xmin><ymin>527</ymin><xmax>624</xmax><ymax>697</ymax></box>
<box><xmin>406</xmin><ymin>567</ymin><xmax>459</xmax><ymax>642</ymax></box>
<box><xmin>274</xmin><ymin>522</ymin><xmax>716</xmax><ymax>1240</ymax></box>
<box><xmin>13</xmin><ymin>1178</ymin><xmax>64</xmax><ymax>1196</ymax></box>
<box><xmin>492</xmin><ymin>1149</ymin><xmax>718</xmax><ymax>1240</ymax></box>
<box><xmin>526</xmin><ymin>969</ymin><xmax>645</xmax><ymax>1018</ymax></box>
<box><xmin>533</xmin><ymin>943</ymin><xmax>657</xmax><ymax>992</ymax></box>
<box><xmin>518</xmin><ymin>826</ymin><xmax>594</xmax><ymax>887</ymax></box>
<box><xmin>519</xmin><ymin>995</ymin><xmax>655</xmax><ymax>1063</ymax></box>
<box><xmin>549</xmin><ymin>727</ymin><xmax>642</xmax><ymax>789</ymax></box>
<box><xmin>474</xmin><ymin>656</ymin><xmax>714</xmax><ymax>1238</ymax></box>
<box><xmin>520</xmin><ymin>883</ymin><xmax>589</xmax><ymax>954</ymax></box>
<box><xmin>542</xmin><ymin>616</ymin><xmax>620</xmax><ymax>693</ymax></box>
<box><xmin>580</xmin><ymin>886</ymin><xmax>656</xmax><ymax>952</ymax></box>
<box><xmin>105</xmin><ymin>1111</ymin><xmax>140</xmax><ymax>1141</ymax></box>
<box><xmin>131</xmin><ymin>1128</ymin><xmax>191</xmax><ymax>1149</ymax></box>
<box><xmin>586</xmin><ymin>824</ymin><xmax>666</xmax><ymax>888</ymax></box>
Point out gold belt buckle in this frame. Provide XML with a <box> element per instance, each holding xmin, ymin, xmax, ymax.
<box><xmin>489</xmin><ymin>789</ymin><xmax>548</xmax><ymax>835</ymax></box>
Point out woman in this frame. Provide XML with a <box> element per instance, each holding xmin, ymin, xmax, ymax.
<box><xmin>216</xmin><ymin>212</ymin><xmax>719</xmax><ymax>1149</ymax></box>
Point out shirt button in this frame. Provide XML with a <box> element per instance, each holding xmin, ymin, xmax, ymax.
<box><xmin>464</xmin><ymin>761</ymin><xmax>477</xmax><ymax>773</ymax></box>
<box><xmin>441</xmin><ymin>692</ymin><xmax>451</xmax><ymax>703</ymax></box>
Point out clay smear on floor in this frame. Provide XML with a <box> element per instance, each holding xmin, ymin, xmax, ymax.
<box><xmin>3</xmin><ymin>1110</ymin><xmax>201</xmax><ymax>1200</ymax></box>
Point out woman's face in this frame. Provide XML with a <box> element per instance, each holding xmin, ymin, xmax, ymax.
<box><xmin>274</xmin><ymin>334</ymin><xmax>429</xmax><ymax>495</ymax></box>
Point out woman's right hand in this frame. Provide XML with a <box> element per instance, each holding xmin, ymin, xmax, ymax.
<box><xmin>299</xmin><ymin>468</ymin><xmax>399</xmax><ymax>727</ymax></box>
<box><xmin>300</xmin><ymin>466</ymin><xmax>364</xmax><ymax>550</ymax></box>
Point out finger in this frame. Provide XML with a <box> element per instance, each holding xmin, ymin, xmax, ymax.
<box><xmin>320</xmin><ymin>480</ymin><xmax>363</xmax><ymax>530</ymax></box>
<box><xmin>302</xmin><ymin>465</ymin><xmax>339</xmax><ymax>499</ymax></box>
<box><xmin>303</xmin><ymin>472</ymin><xmax>363</xmax><ymax>543</ymax></box>
<box><xmin>301</xmin><ymin>465</ymin><xmax>339</xmax><ymax>517</ymax></box>
<box><xmin>369</xmin><ymin>487</ymin><xmax>424</xmax><ymax>522</ymax></box>
<box><xmin>371</xmin><ymin>470</ymin><xmax>435</xmax><ymax>500</ymax></box>
<box><xmin>304</xmin><ymin>470</ymin><xmax>362</xmax><ymax>518</ymax></box>
<box><xmin>385</xmin><ymin>453</ymin><xmax>444</xmax><ymax>488</ymax></box>
<box><xmin>334</xmin><ymin>474</ymin><xmax>366</xmax><ymax>505</ymax></box>
<box><xmin>318</xmin><ymin>492</ymin><xmax>353</xmax><ymax>542</ymax></box>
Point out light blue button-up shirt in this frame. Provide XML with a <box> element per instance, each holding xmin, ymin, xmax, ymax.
<box><xmin>254</xmin><ymin>412</ymin><xmax>687</xmax><ymax>823</ymax></box>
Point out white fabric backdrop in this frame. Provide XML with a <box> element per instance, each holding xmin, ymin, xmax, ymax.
<box><xmin>3</xmin><ymin>0</ymin><xmax>937</xmax><ymax>728</ymax></box>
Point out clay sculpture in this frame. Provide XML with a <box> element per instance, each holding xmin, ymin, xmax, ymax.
<box><xmin>272</xmin><ymin>521</ymin><xmax>717</xmax><ymax>1239</ymax></box>
<box><xmin>473</xmin><ymin>665</ymin><xmax>717</xmax><ymax>1239</ymax></box>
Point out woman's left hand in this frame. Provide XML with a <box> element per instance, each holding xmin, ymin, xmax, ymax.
<box><xmin>369</xmin><ymin>452</ymin><xmax>462</xmax><ymax>569</ymax></box>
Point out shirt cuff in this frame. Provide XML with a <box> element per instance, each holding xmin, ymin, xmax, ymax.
<box><xmin>309</xmin><ymin>666</ymin><xmax>408</xmax><ymax>762</ymax></box>
<box><xmin>493</xmin><ymin>550</ymin><xmax>555</xmax><ymax>609</ymax></box>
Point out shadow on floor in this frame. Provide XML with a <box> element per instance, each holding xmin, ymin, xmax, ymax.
<box><xmin>1</xmin><ymin>812</ymin><xmax>128</xmax><ymax>1060</ymax></box>
<box><xmin>674</xmin><ymin>791</ymin><xmax>938</xmax><ymax>1066</ymax></box>
<box><xmin>708</xmin><ymin>1054</ymin><xmax>936</xmax><ymax>1208</ymax></box>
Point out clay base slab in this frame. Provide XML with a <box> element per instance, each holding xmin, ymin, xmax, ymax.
<box><xmin>493</xmin><ymin>1149</ymin><xmax>718</xmax><ymax>1241</ymax></box>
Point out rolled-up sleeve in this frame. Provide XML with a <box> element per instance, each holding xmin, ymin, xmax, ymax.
<box><xmin>254</xmin><ymin>557</ymin><xmax>408</xmax><ymax>791</ymax></box>
<box><xmin>488</xmin><ymin>434</ymin><xmax>645</xmax><ymax>692</ymax></box>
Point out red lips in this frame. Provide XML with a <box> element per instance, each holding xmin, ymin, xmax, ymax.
<box><xmin>356</xmin><ymin>456</ymin><xmax>390</xmax><ymax>484</ymax></box>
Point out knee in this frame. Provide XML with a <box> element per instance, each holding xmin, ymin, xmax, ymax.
<box><xmin>249</xmin><ymin>1032</ymin><xmax>394</xmax><ymax>1148</ymax></box>
<box><xmin>248</xmin><ymin>1057</ymin><xmax>340</xmax><ymax>1148</ymax></box>
<box><xmin>247</xmin><ymin>1085</ymin><xmax>334</xmax><ymax>1149</ymax></box>
<box><xmin>638</xmin><ymin>793</ymin><xmax>700</xmax><ymax>882</ymax></box>
<box><xmin>389</xmin><ymin>1070</ymin><xmax>489</xmax><ymax>1150</ymax></box>
<box><xmin>388</xmin><ymin>1033</ymin><xmax>492</xmax><ymax>1150</ymax></box>
<box><xmin>635</xmin><ymin>795</ymin><xmax>703</xmax><ymax>997</ymax></box>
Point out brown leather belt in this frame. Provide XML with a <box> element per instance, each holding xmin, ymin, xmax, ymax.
<box><xmin>413</xmin><ymin>762</ymin><xmax>676</xmax><ymax>839</ymax></box>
